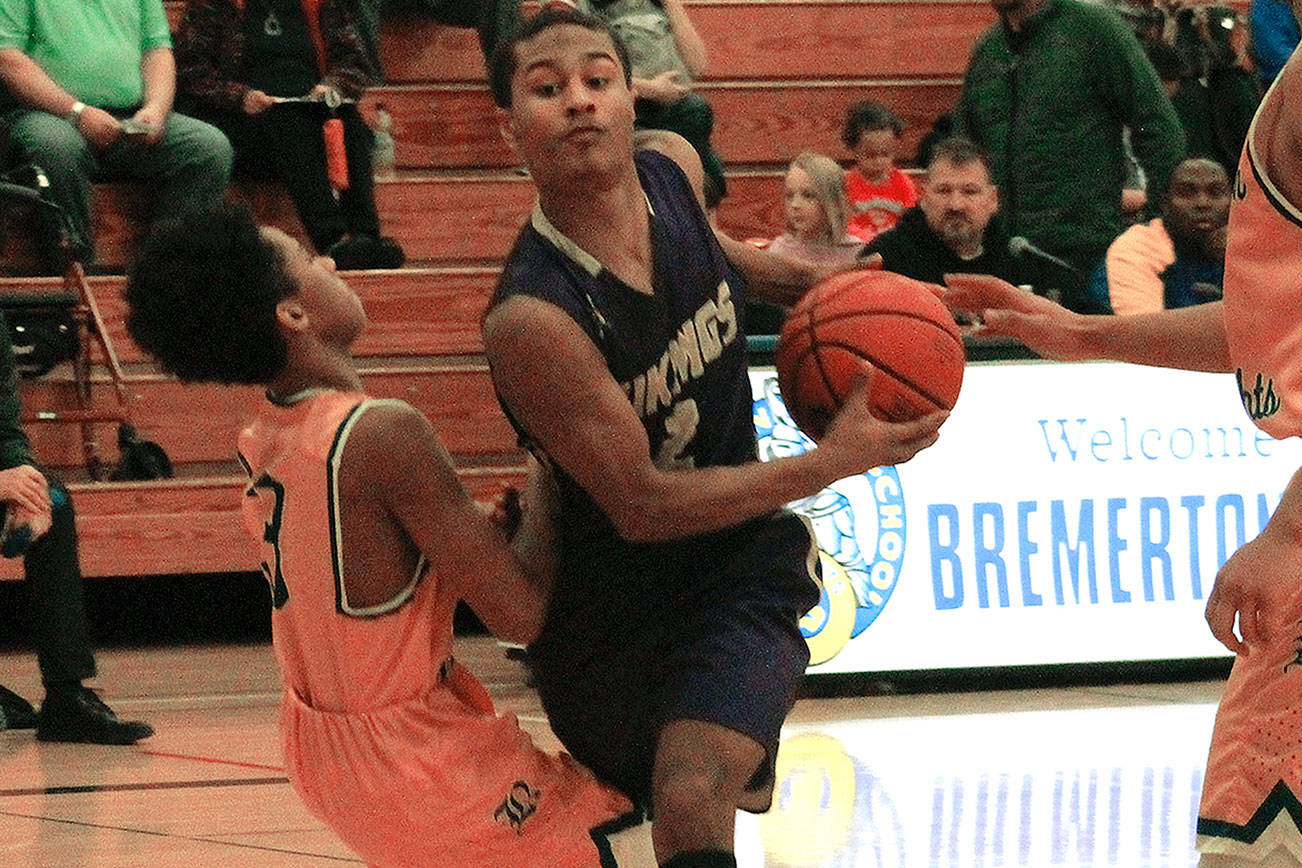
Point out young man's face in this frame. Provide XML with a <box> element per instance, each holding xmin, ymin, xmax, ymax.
<box><xmin>499</xmin><ymin>24</ymin><xmax>636</xmax><ymax>189</ymax></box>
<box><xmin>262</xmin><ymin>228</ymin><xmax>367</xmax><ymax>348</ymax></box>
<box><xmin>920</xmin><ymin>158</ymin><xmax>999</xmax><ymax>253</ymax></box>
<box><xmin>1163</xmin><ymin>159</ymin><xmax>1231</xmax><ymax>248</ymax></box>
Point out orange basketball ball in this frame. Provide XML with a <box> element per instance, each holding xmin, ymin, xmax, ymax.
<box><xmin>774</xmin><ymin>270</ymin><xmax>965</xmax><ymax>440</ymax></box>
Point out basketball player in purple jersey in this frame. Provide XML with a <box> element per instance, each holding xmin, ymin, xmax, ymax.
<box><xmin>482</xmin><ymin>10</ymin><xmax>948</xmax><ymax>867</ymax></box>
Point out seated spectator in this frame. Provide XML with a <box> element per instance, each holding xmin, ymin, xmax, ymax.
<box><xmin>841</xmin><ymin>99</ymin><xmax>917</xmax><ymax>242</ymax></box>
<box><xmin>1143</xmin><ymin>18</ymin><xmax>1258</xmax><ymax>177</ymax></box>
<box><xmin>0</xmin><ymin>0</ymin><xmax>233</xmax><ymax>273</ymax></box>
<box><xmin>1250</xmin><ymin>0</ymin><xmax>1300</xmax><ymax>89</ymax></box>
<box><xmin>861</xmin><ymin>136</ymin><xmax>1052</xmax><ymax>294</ymax></box>
<box><xmin>1087</xmin><ymin>156</ymin><xmax>1229</xmax><ymax>315</ymax></box>
<box><xmin>767</xmin><ymin>151</ymin><xmax>863</xmax><ymax>269</ymax></box>
<box><xmin>589</xmin><ymin>0</ymin><xmax>727</xmax><ymax>198</ymax></box>
<box><xmin>175</xmin><ymin>0</ymin><xmax>405</xmax><ymax>270</ymax></box>
<box><xmin>0</xmin><ymin>308</ymin><xmax>153</xmax><ymax>745</ymax></box>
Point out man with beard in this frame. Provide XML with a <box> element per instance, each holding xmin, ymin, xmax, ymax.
<box><xmin>1090</xmin><ymin>157</ymin><xmax>1231</xmax><ymax>315</ymax></box>
<box><xmin>860</xmin><ymin>136</ymin><xmax>1056</xmax><ymax>297</ymax></box>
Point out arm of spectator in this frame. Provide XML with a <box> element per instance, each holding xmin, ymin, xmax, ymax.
<box><xmin>0</xmin><ymin>48</ymin><xmax>82</xmax><ymax>121</ymax></box>
<box><xmin>660</xmin><ymin>0</ymin><xmax>708</xmax><ymax>78</ymax></box>
<box><xmin>1104</xmin><ymin>222</ymin><xmax>1172</xmax><ymax>316</ymax></box>
<box><xmin>0</xmin><ymin>48</ymin><xmax>123</xmax><ymax>148</ymax></box>
<box><xmin>320</xmin><ymin>0</ymin><xmax>375</xmax><ymax>98</ymax></box>
<box><xmin>1250</xmin><ymin>0</ymin><xmax>1301</xmax><ymax>84</ymax></box>
<box><xmin>173</xmin><ymin>0</ymin><xmax>248</xmax><ymax>114</ymax></box>
<box><xmin>632</xmin><ymin>70</ymin><xmax>690</xmax><ymax>104</ymax></box>
<box><xmin>1099</xmin><ymin>11</ymin><xmax>1186</xmax><ymax>204</ymax></box>
<box><xmin>134</xmin><ymin>48</ymin><xmax>175</xmax><ymax>144</ymax></box>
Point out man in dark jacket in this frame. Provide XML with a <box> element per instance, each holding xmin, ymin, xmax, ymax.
<box><xmin>862</xmin><ymin>137</ymin><xmax>1058</xmax><ymax>297</ymax></box>
<box><xmin>0</xmin><ymin>311</ymin><xmax>153</xmax><ymax>744</ymax></box>
<box><xmin>954</xmin><ymin>0</ymin><xmax>1185</xmax><ymax>312</ymax></box>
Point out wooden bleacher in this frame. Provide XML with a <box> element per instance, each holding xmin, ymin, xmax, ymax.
<box><xmin>0</xmin><ymin>0</ymin><xmax>996</xmax><ymax>578</ymax></box>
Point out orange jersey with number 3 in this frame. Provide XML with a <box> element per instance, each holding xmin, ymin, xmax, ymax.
<box><xmin>238</xmin><ymin>390</ymin><xmax>639</xmax><ymax>868</ymax></box>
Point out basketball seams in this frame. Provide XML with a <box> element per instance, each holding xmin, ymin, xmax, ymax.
<box><xmin>815</xmin><ymin>340</ymin><xmax>948</xmax><ymax>409</ymax></box>
<box><xmin>811</xmin><ymin>306</ymin><xmax>963</xmax><ymax>348</ymax></box>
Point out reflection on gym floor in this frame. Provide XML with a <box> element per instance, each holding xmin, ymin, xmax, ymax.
<box><xmin>741</xmin><ymin>700</ymin><xmax>1217</xmax><ymax>867</ymax></box>
<box><xmin>0</xmin><ymin>640</ymin><xmax>1224</xmax><ymax>866</ymax></box>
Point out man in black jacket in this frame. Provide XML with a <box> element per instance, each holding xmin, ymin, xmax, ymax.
<box><xmin>861</xmin><ymin>136</ymin><xmax>1062</xmax><ymax>299</ymax></box>
<box><xmin>0</xmin><ymin>311</ymin><xmax>153</xmax><ymax>744</ymax></box>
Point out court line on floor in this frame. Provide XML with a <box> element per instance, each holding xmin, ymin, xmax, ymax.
<box><xmin>139</xmin><ymin>748</ymin><xmax>284</xmax><ymax>771</ymax></box>
<box><xmin>0</xmin><ymin>809</ymin><xmax>360</xmax><ymax>862</ymax></box>
<box><xmin>0</xmin><ymin>776</ymin><xmax>288</xmax><ymax>797</ymax></box>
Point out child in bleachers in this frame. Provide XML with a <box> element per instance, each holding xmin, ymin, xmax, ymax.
<box><xmin>174</xmin><ymin>0</ymin><xmax>406</xmax><ymax>271</ymax></box>
<box><xmin>767</xmin><ymin>151</ymin><xmax>863</xmax><ymax>269</ymax></box>
<box><xmin>842</xmin><ymin>99</ymin><xmax>917</xmax><ymax>242</ymax></box>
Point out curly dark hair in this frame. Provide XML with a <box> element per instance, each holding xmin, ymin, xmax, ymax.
<box><xmin>489</xmin><ymin>7</ymin><xmax>632</xmax><ymax>109</ymax></box>
<box><xmin>841</xmin><ymin>99</ymin><xmax>905</xmax><ymax>149</ymax></box>
<box><xmin>125</xmin><ymin>201</ymin><xmax>296</xmax><ymax>385</ymax></box>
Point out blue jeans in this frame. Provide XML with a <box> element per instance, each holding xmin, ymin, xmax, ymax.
<box><xmin>2</xmin><ymin>108</ymin><xmax>232</xmax><ymax>266</ymax></box>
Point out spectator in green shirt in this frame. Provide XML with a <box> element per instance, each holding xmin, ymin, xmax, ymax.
<box><xmin>0</xmin><ymin>0</ymin><xmax>233</xmax><ymax>273</ymax></box>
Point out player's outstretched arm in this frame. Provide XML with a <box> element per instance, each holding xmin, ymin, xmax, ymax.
<box><xmin>484</xmin><ymin>297</ymin><xmax>945</xmax><ymax>542</ymax></box>
<box><xmin>942</xmin><ymin>273</ymin><xmax>1232</xmax><ymax>372</ymax></box>
<box><xmin>635</xmin><ymin>129</ymin><xmax>834</xmax><ymax>306</ymax></box>
<box><xmin>346</xmin><ymin>402</ymin><xmax>550</xmax><ymax>644</ymax></box>
<box><xmin>1206</xmin><ymin>464</ymin><xmax>1302</xmax><ymax>655</ymax></box>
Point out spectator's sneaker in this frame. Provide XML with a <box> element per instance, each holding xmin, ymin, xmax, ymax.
<box><xmin>325</xmin><ymin>236</ymin><xmax>374</xmax><ymax>271</ymax></box>
<box><xmin>36</xmin><ymin>686</ymin><xmax>154</xmax><ymax>745</ymax></box>
<box><xmin>367</xmin><ymin>235</ymin><xmax>406</xmax><ymax>269</ymax></box>
<box><xmin>0</xmin><ymin>684</ymin><xmax>37</xmax><ymax>730</ymax></box>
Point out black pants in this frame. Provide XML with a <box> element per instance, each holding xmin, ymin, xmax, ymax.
<box><xmin>197</xmin><ymin>104</ymin><xmax>381</xmax><ymax>254</ymax></box>
<box><xmin>635</xmin><ymin>93</ymin><xmax>727</xmax><ymax>200</ymax></box>
<box><xmin>22</xmin><ymin>481</ymin><xmax>95</xmax><ymax>686</ymax></box>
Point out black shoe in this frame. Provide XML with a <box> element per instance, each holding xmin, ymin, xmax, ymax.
<box><xmin>36</xmin><ymin>686</ymin><xmax>154</xmax><ymax>745</ymax></box>
<box><xmin>325</xmin><ymin>236</ymin><xmax>373</xmax><ymax>270</ymax></box>
<box><xmin>0</xmin><ymin>684</ymin><xmax>37</xmax><ymax>730</ymax></box>
<box><xmin>367</xmin><ymin>235</ymin><xmax>405</xmax><ymax>269</ymax></box>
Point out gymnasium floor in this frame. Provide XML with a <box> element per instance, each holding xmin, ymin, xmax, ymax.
<box><xmin>0</xmin><ymin>637</ymin><xmax>1224</xmax><ymax>867</ymax></box>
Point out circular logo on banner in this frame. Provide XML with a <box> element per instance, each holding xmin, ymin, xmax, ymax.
<box><xmin>752</xmin><ymin>373</ymin><xmax>908</xmax><ymax>662</ymax></box>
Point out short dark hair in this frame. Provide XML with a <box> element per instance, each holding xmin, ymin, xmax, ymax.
<box><xmin>125</xmin><ymin>201</ymin><xmax>296</xmax><ymax>385</ymax></box>
<box><xmin>925</xmin><ymin>136</ymin><xmax>993</xmax><ymax>178</ymax></box>
<box><xmin>489</xmin><ymin>7</ymin><xmax>633</xmax><ymax>108</ymax></box>
<box><xmin>841</xmin><ymin>99</ymin><xmax>905</xmax><ymax>148</ymax></box>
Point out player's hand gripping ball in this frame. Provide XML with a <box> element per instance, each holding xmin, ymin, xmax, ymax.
<box><xmin>774</xmin><ymin>270</ymin><xmax>965</xmax><ymax>439</ymax></box>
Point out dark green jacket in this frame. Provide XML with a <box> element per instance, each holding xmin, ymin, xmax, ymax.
<box><xmin>0</xmin><ymin>311</ymin><xmax>36</xmax><ymax>471</ymax></box>
<box><xmin>955</xmin><ymin>0</ymin><xmax>1186</xmax><ymax>264</ymax></box>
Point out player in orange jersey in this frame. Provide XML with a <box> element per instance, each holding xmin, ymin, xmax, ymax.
<box><xmin>942</xmin><ymin>23</ymin><xmax>1302</xmax><ymax>866</ymax></box>
<box><xmin>122</xmin><ymin>200</ymin><xmax>651</xmax><ymax>868</ymax></box>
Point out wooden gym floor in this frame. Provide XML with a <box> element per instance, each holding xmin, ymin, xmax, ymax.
<box><xmin>0</xmin><ymin>633</ymin><xmax>1227</xmax><ymax>867</ymax></box>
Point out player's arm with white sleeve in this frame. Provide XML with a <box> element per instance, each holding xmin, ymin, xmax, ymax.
<box><xmin>338</xmin><ymin>401</ymin><xmax>552</xmax><ymax>644</ymax></box>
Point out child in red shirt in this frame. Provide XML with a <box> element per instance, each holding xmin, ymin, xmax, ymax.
<box><xmin>842</xmin><ymin>99</ymin><xmax>917</xmax><ymax>242</ymax></box>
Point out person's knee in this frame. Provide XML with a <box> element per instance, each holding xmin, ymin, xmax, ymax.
<box><xmin>7</xmin><ymin>114</ymin><xmax>92</xmax><ymax>175</ymax></box>
<box><xmin>168</xmin><ymin>118</ymin><xmax>234</xmax><ymax>185</ymax></box>
<box><xmin>653</xmin><ymin>720</ymin><xmax>766</xmax><ymax>813</ymax></box>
